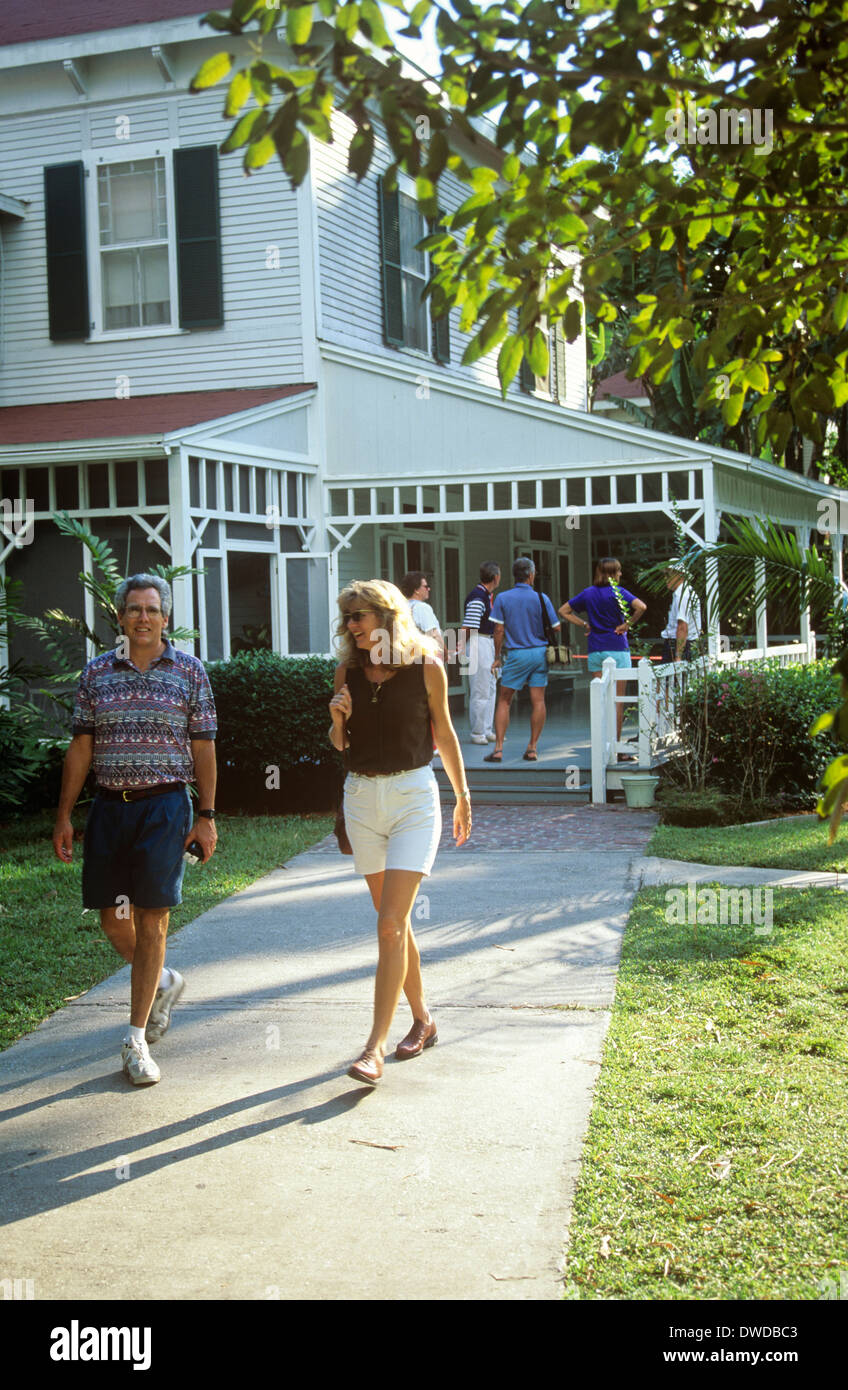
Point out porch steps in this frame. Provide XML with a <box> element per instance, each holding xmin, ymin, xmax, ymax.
<box><xmin>433</xmin><ymin>765</ymin><xmax>590</xmax><ymax>805</ymax></box>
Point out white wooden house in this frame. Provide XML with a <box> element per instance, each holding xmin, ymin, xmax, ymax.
<box><xmin>1</xmin><ymin>0</ymin><xmax>846</xmax><ymax>681</ymax></box>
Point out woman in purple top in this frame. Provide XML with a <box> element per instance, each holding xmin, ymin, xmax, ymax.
<box><xmin>559</xmin><ymin>557</ymin><xmax>647</xmax><ymax>751</ymax></box>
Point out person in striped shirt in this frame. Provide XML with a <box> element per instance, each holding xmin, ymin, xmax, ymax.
<box><xmin>461</xmin><ymin>561</ymin><xmax>501</xmax><ymax>744</ymax></box>
<box><xmin>52</xmin><ymin>574</ymin><xmax>217</xmax><ymax>1088</ymax></box>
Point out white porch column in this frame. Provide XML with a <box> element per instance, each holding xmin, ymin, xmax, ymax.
<box><xmin>795</xmin><ymin>525</ymin><xmax>812</xmax><ymax>651</ymax></box>
<box><xmin>168</xmin><ymin>447</ymin><xmax>195</xmax><ymax>652</ymax></box>
<box><xmin>703</xmin><ymin>463</ymin><xmax>721</xmax><ymax>657</ymax></box>
<box><xmin>833</xmin><ymin>531</ymin><xmax>844</xmax><ymax>592</ymax></box>
<box><xmin>755</xmin><ymin>557</ymin><xmax>768</xmax><ymax>652</ymax></box>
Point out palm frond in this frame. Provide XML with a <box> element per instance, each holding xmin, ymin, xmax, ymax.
<box><xmin>53</xmin><ymin>511</ymin><xmax>122</xmax><ymax>584</ymax></box>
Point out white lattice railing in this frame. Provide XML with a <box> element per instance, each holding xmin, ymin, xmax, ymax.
<box><xmin>589</xmin><ymin>636</ymin><xmax>816</xmax><ymax>803</ymax></box>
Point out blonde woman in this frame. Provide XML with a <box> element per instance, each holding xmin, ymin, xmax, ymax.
<box><xmin>328</xmin><ymin>580</ymin><xmax>471</xmax><ymax>1085</ymax></box>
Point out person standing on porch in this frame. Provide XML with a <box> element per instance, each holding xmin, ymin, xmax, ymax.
<box><xmin>461</xmin><ymin>560</ymin><xmax>501</xmax><ymax>745</ymax></box>
<box><xmin>662</xmin><ymin>559</ymin><xmax>702</xmax><ymax>661</ymax></box>
<box><xmin>52</xmin><ymin>574</ymin><xmax>218</xmax><ymax>1087</ymax></box>
<box><xmin>559</xmin><ymin>557</ymin><xmax>646</xmax><ymax>752</ymax></box>
<box><xmin>400</xmin><ymin>571</ymin><xmax>445</xmax><ymax>658</ymax></box>
<box><xmin>329</xmin><ymin>580</ymin><xmax>471</xmax><ymax>1086</ymax></box>
<box><xmin>485</xmin><ymin>556</ymin><xmax>561</xmax><ymax>762</ymax></box>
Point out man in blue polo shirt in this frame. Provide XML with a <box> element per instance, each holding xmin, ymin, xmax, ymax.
<box><xmin>52</xmin><ymin>573</ymin><xmax>217</xmax><ymax>1087</ymax></box>
<box><xmin>486</xmin><ymin>556</ymin><xmax>561</xmax><ymax>762</ymax></box>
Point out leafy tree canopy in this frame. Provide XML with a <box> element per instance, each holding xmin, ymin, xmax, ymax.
<box><xmin>193</xmin><ymin>0</ymin><xmax>848</xmax><ymax>458</ymax></box>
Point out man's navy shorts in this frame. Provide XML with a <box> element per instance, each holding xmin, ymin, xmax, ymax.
<box><xmin>82</xmin><ymin>786</ymin><xmax>193</xmax><ymax>910</ymax></box>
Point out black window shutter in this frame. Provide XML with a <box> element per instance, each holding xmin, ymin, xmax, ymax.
<box><xmin>429</xmin><ymin>215</ymin><xmax>450</xmax><ymax>364</ymax></box>
<box><xmin>378</xmin><ymin>177</ymin><xmax>404</xmax><ymax>346</ymax></box>
<box><xmin>431</xmin><ymin>302</ymin><xmax>450</xmax><ymax>363</ymax></box>
<box><xmin>174</xmin><ymin>146</ymin><xmax>223</xmax><ymax>329</ymax></box>
<box><xmin>519</xmin><ymin>355</ymin><xmax>535</xmax><ymax>393</ymax></box>
<box><xmin>44</xmin><ymin>163</ymin><xmax>90</xmax><ymax>341</ymax></box>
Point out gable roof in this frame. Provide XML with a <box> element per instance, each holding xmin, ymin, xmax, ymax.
<box><xmin>0</xmin><ymin>386</ymin><xmax>313</xmax><ymax>446</ymax></box>
<box><xmin>594</xmin><ymin>370</ymin><xmax>649</xmax><ymax>401</ymax></box>
<box><xmin>0</xmin><ymin>2</ymin><xmax>209</xmax><ymax>47</ymax></box>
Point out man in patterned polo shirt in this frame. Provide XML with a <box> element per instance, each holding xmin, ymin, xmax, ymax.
<box><xmin>52</xmin><ymin>574</ymin><xmax>217</xmax><ymax>1087</ymax></box>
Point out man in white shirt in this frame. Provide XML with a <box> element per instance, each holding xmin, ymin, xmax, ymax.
<box><xmin>662</xmin><ymin>560</ymin><xmax>702</xmax><ymax>661</ymax></box>
<box><xmin>400</xmin><ymin>571</ymin><xmax>444</xmax><ymax>657</ymax></box>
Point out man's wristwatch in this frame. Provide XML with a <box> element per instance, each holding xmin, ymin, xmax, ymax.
<box><xmin>198</xmin><ymin>809</ymin><xmax>216</xmax><ymax>819</ymax></box>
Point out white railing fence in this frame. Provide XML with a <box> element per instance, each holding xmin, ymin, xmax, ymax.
<box><xmin>589</xmin><ymin>635</ymin><xmax>816</xmax><ymax>804</ymax></box>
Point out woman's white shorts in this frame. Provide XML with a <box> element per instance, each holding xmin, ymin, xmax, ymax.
<box><xmin>343</xmin><ymin>765</ymin><xmax>442</xmax><ymax>877</ymax></box>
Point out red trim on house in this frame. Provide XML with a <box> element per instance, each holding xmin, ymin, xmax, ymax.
<box><xmin>1</xmin><ymin>2</ymin><xmax>209</xmax><ymax>47</ymax></box>
<box><xmin>0</xmin><ymin>386</ymin><xmax>315</xmax><ymax>446</ymax></box>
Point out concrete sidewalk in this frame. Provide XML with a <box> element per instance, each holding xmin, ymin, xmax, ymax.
<box><xmin>0</xmin><ymin>805</ymin><xmax>656</xmax><ymax>1302</ymax></box>
<box><xmin>639</xmin><ymin>856</ymin><xmax>848</xmax><ymax>890</ymax></box>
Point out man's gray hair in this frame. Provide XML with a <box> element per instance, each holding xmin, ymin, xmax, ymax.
<box><xmin>512</xmin><ymin>555</ymin><xmax>535</xmax><ymax>582</ymax></box>
<box><xmin>115</xmin><ymin>573</ymin><xmax>172</xmax><ymax>620</ymax></box>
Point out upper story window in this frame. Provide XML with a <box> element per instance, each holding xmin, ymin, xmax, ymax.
<box><xmin>378</xmin><ymin>175</ymin><xmax>449</xmax><ymax>364</ymax></box>
<box><xmin>398</xmin><ymin>192</ymin><xmax>428</xmax><ymax>352</ymax></box>
<box><xmin>43</xmin><ymin>145</ymin><xmax>223</xmax><ymax>343</ymax></box>
<box><xmin>97</xmin><ymin>158</ymin><xmax>171</xmax><ymax>330</ymax></box>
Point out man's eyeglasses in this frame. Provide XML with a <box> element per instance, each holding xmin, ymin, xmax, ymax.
<box><xmin>344</xmin><ymin>610</ymin><xmax>373</xmax><ymax>624</ymax></box>
<box><xmin>126</xmin><ymin>605</ymin><xmax>163</xmax><ymax>617</ymax></box>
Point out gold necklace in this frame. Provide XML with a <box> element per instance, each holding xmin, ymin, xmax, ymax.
<box><xmin>368</xmin><ymin>670</ymin><xmax>393</xmax><ymax>703</ymax></box>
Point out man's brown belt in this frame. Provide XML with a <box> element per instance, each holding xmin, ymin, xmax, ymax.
<box><xmin>96</xmin><ymin>782</ymin><xmax>186</xmax><ymax>803</ymax></box>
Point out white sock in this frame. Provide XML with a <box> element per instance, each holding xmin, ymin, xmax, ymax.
<box><xmin>125</xmin><ymin>1025</ymin><xmax>145</xmax><ymax>1045</ymax></box>
<box><xmin>159</xmin><ymin>966</ymin><xmax>173</xmax><ymax>990</ymax></box>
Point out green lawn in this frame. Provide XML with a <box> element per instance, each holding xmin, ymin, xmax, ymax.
<box><xmin>0</xmin><ymin>809</ymin><xmax>333</xmax><ymax>1051</ymax></box>
<box><xmin>562</xmin><ymin>886</ymin><xmax>848</xmax><ymax>1300</ymax></box>
<box><xmin>648</xmin><ymin>815</ymin><xmax>848</xmax><ymax>872</ymax></box>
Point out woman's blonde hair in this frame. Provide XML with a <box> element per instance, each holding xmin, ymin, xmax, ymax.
<box><xmin>334</xmin><ymin>579</ymin><xmax>440</xmax><ymax>667</ymax></box>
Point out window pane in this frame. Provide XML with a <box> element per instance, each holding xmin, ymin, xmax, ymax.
<box><xmin>399</xmin><ymin>194</ymin><xmax>426</xmax><ymax>275</ymax></box>
<box><xmin>102</xmin><ymin>246</ymin><xmax>170</xmax><ymax>329</ymax></box>
<box><xmin>98</xmin><ymin>159</ymin><xmax>167</xmax><ymax>245</ymax></box>
<box><xmin>102</xmin><ymin>250</ymin><xmax>138</xmax><ymax>328</ymax></box>
<box><xmin>402</xmin><ymin>272</ymin><xmax>428</xmax><ymax>350</ymax></box>
<box><xmin>140</xmin><ymin>246</ymin><xmax>170</xmax><ymax>325</ymax></box>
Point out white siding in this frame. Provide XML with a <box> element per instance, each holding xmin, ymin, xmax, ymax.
<box><xmin>312</xmin><ymin>109</ymin><xmax>587</xmax><ymax>403</ymax></box>
<box><xmin>323</xmin><ymin>357</ymin><xmax>660</xmax><ymax>482</ymax></box>
<box><xmin>0</xmin><ymin>74</ymin><xmax>304</xmax><ymax>406</ymax></box>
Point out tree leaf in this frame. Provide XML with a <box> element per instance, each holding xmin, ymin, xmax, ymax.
<box><xmin>287</xmin><ymin>5</ymin><xmax>314</xmax><ymax>46</ymax></box>
<box><xmin>526</xmin><ymin>327</ymin><xmax>549</xmax><ymax>377</ymax></box>
<box><xmin>498</xmin><ymin>334</ymin><xmax>524</xmax><ymax>391</ymax></box>
<box><xmin>191</xmin><ymin>53</ymin><xmax>233</xmax><ymax>91</ymax></box>
<box><xmin>244</xmin><ymin>134</ymin><xmax>277</xmax><ymax>171</ymax></box>
<box><xmin>225</xmin><ymin>70</ymin><xmax>252</xmax><ymax>118</ymax></box>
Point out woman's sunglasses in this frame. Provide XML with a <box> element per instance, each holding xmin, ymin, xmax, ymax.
<box><xmin>343</xmin><ymin>610</ymin><xmax>373</xmax><ymax>624</ymax></box>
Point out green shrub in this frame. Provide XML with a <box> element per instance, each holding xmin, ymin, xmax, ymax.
<box><xmin>205</xmin><ymin>651</ymin><xmax>343</xmax><ymax>812</ymax></box>
<box><xmin>655</xmin><ymin>784</ymin><xmax>777</xmax><ymax>827</ymax></box>
<box><xmin>678</xmin><ymin>660</ymin><xmax>841</xmax><ymax>809</ymax></box>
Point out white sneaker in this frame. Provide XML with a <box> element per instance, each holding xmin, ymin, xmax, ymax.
<box><xmin>470</xmin><ymin>735</ymin><xmax>488</xmax><ymax>745</ymax></box>
<box><xmin>121</xmin><ymin>1036</ymin><xmax>161</xmax><ymax>1086</ymax></box>
<box><xmin>485</xmin><ymin>731</ymin><xmax>497</xmax><ymax>742</ymax></box>
<box><xmin>145</xmin><ymin>969</ymin><xmax>185</xmax><ymax>1044</ymax></box>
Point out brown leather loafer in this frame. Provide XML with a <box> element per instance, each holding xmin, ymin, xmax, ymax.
<box><xmin>347</xmin><ymin>1049</ymin><xmax>384</xmax><ymax>1086</ymax></box>
<box><xmin>395</xmin><ymin>1016</ymin><xmax>438</xmax><ymax>1061</ymax></box>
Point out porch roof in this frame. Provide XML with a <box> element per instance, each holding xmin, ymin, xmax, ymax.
<box><xmin>0</xmin><ymin>385</ymin><xmax>314</xmax><ymax>448</ymax></box>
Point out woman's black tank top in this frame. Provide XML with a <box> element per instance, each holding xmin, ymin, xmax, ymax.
<box><xmin>345</xmin><ymin>663</ymin><xmax>433</xmax><ymax>774</ymax></box>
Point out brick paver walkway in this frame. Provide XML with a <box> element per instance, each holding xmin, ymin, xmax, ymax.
<box><xmin>313</xmin><ymin>802</ymin><xmax>658</xmax><ymax>853</ymax></box>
